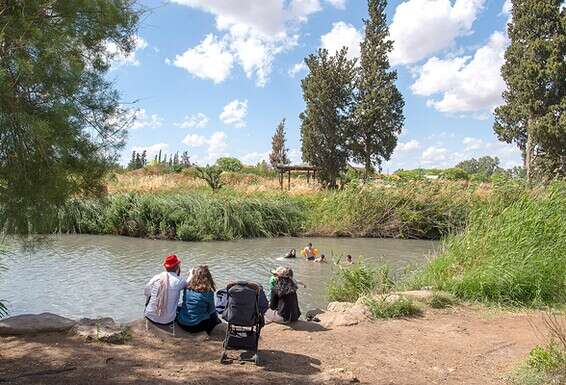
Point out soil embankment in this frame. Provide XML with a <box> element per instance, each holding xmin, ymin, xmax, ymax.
<box><xmin>0</xmin><ymin>306</ymin><xmax>544</xmax><ymax>385</ymax></box>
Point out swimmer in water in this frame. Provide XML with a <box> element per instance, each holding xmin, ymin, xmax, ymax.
<box><xmin>284</xmin><ymin>249</ymin><xmax>297</xmax><ymax>258</ymax></box>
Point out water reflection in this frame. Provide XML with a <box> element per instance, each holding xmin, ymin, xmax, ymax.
<box><xmin>0</xmin><ymin>234</ymin><xmax>438</xmax><ymax>322</ymax></box>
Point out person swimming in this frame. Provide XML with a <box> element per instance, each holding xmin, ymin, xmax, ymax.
<box><xmin>284</xmin><ymin>249</ymin><xmax>296</xmax><ymax>259</ymax></box>
<box><xmin>302</xmin><ymin>243</ymin><xmax>316</xmax><ymax>261</ymax></box>
<box><xmin>314</xmin><ymin>254</ymin><xmax>327</xmax><ymax>263</ymax></box>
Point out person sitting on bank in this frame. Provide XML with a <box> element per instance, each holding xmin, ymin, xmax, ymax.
<box><xmin>265</xmin><ymin>267</ymin><xmax>301</xmax><ymax>324</ymax></box>
<box><xmin>302</xmin><ymin>242</ymin><xmax>316</xmax><ymax>261</ymax></box>
<box><xmin>144</xmin><ymin>254</ymin><xmax>187</xmax><ymax>326</ymax></box>
<box><xmin>284</xmin><ymin>248</ymin><xmax>297</xmax><ymax>258</ymax></box>
<box><xmin>314</xmin><ymin>254</ymin><xmax>327</xmax><ymax>263</ymax></box>
<box><xmin>176</xmin><ymin>265</ymin><xmax>221</xmax><ymax>335</ymax></box>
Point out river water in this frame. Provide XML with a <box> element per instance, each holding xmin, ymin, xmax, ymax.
<box><xmin>0</xmin><ymin>235</ymin><xmax>438</xmax><ymax>322</ymax></box>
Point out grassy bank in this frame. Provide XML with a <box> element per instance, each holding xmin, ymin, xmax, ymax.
<box><xmin>411</xmin><ymin>181</ymin><xmax>566</xmax><ymax>307</ymax></box>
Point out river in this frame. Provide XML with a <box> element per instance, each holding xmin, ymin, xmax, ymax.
<box><xmin>0</xmin><ymin>235</ymin><xmax>438</xmax><ymax>322</ymax></box>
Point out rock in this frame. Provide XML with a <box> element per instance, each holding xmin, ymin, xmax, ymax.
<box><xmin>315</xmin><ymin>368</ymin><xmax>360</xmax><ymax>385</ymax></box>
<box><xmin>73</xmin><ymin>318</ymin><xmax>130</xmax><ymax>344</ymax></box>
<box><xmin>326</xmin><ymin>302</ymin><xmax>354</xmax><ymax>312</ymax></box>
<box><xmin>395</xmin><ymin>290</ymin><xmax>435</xmax><ymax>302</ymax></box>
<box><xmin>305</xmin><ymin>308</ymin><xmax>325</xmax><ymax>322</ymax></box>
<box><xmin>317</xmin><ymin>312</ymin><xmax>361</xmax><ymax>328</ymax></box>
<box><xmin>0</xmin><ymin>313</ymin><xmax>76</xmax><ymax>336</ymax></box>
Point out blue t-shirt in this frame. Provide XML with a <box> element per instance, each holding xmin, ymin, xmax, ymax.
<box><xmin>177</xmin><ymin>289</ymin><xmax>216</xmax><ymax>326</ymax></box>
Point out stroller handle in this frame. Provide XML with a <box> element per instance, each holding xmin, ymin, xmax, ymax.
<box><xmin>226</xmin><ymin>281</ymin><xmax>260</xmax><ymax>293</ymax></box>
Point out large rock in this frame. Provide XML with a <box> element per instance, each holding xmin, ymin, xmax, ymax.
<box><xmin>320</xmin><ymin>301</ymin><xmax>372</xmax><ymax>328</ymax></box>
<box><xmin>395</xmin><ymin>290</ymin><xmax>435</xmax><ymax>302</ymax></box>
<box><xmin>0</xmin><ymin>313</ymin><xmax>76</xmax><ymax>336</ymax></box>
<box><xmin>73</xmin><ymin>317</ymin><xmax>130</xmax><ymax>344</ymax></box>
<box><xmin>326</xmin><ymin>302</ymin><xmax>355</xmax><ymax>313</ymax></box>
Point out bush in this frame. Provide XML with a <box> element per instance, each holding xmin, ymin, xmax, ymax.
<box><xmin>414</xmin><ymin>182</ymin><xmax>566</xmax><ymax>307</ymax></box>
<box><xmin>528</xmin><ymin>344</ymin><xmax>566</xmax><ymax>372</ymax></box>
<box><xmin>440</xmin><ymin>168</ymin><xmax>469</xmax><ymax>181</ymax></box>
<box><xmin>327</xmin><ymin>262</ymin><xmax>393</xmax><ymax>302</ymax></box>
<box><xmin>364</xmin><ymin>296</ymin><xmax>421</xmax><ymax>319</ymax></box>
<box><xmin>428</xmin><ymin>292</ymin><xmax>456</xmax><ymax>309</ymax></box>
<box><xmin>216</xmin><ymin>157</ymin><xmax>243</xmax><ymax>172</ymax></box>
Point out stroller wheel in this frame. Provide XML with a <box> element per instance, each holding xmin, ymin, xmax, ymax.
<box><xmin>254</xmin><ymin>353</ymin><xmax>261</xmax><ymax>366</ymax></box>
<box><xmin>220</xmin><ymin>352</ymin><xmax>227</xmax><ymax>364</ymax></box>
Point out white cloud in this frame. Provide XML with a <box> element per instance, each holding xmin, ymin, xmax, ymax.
<box><xmin>174</xmin><ymin>113</ymin><xmax>209</xmax><ymax>129</ymax></box>
<box><xmin>397</xmin><ymin>140</ymin><xmax>421</xmax><ymax>152</ymax></box>
<box><xmin>170</xmin><ymin>0</ymin><xmax>307</xmax><ymax>86</ymax></box>
<box><xmin>106</xmin><ymin>35</ymin><xmax>148</xmax><ymax>67</ymax></box>
<box><xmin>421</xmin><ymin>146</ymin><xmax>448</xmax><ymax>166</ymax></box>
<box><xmin>220</xmin><ymin>99</ymin><xmax>248</xmax><ymax>128</ymax></box>
<box><xmin>132</xmin><ymin>143</ymin><xmax>169</xmax><ymax>158</ymax></box>
<box><xmin>129</xmin><ymin>109</ymin><xmax>163</xmax><ymax>130</ymax></box>
<box><xmin>171</xmin><ymin>34</ymin><xmax>234</xmax><ymax>84</ymax></box>
<box><xmin>502</xmin><ymin>0</ymin><xmax>512</xmax><ymax>15</ymax></box>
<box><xmin>182</xmin><ymin>131</ymin><xmax>228</xmax><ymax>161</ymax></box>
<box><xmin>325</xmin><ymin>0</ymin><xmax>346</xmax><ymax>9</ymax></box>
<box><xmin>411</xmin><ymin>31</ymin><xmax>507</xmax><ymax>114</ymax></box>
<box><xmin>288</xmin><ymin>148</ymin><xmax>302</xmax><ymax>164</ymax></box>
<box><xmin>288</xmin><ymin>62</ymin><xmax>308</xmax><ymax>77</ymax></box>
<box><xmin>462</xmin><ymin>137</ymin><xmax>484</xmax><ymax>151</ymax></box>
<box><xmin>389</xmin><ymin>0</ymin><xmax>485</xmax><ymax>65</ymax></box>
<box><xmin>320</xmin><ymin>21</ymin><xmax>362</xmax><ymax>60</ymax></box>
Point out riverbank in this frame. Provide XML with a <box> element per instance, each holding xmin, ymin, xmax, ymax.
<box><xmin>0</xmin><ymin>305</ymin><xmax>548</xmax><ymax>385</ymax></box>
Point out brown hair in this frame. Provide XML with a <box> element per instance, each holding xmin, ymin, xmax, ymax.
<box><xmin>187</xmin><ymin>265</ymin><xmax>216</xmax><ymax>292</ymax></box>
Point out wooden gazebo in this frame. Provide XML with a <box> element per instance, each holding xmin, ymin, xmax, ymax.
<box><xmin>275</xmin><ymin>164</ymin><xmax>318</xmax><ymax>190</ymax></box>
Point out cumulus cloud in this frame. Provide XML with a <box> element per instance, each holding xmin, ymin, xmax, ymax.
<box><xmin>174</xmin><ymin>113</ymin><xmax>209</xmax><ymax>129</ymax></box>
<box><xmin>219</xmin><ymin>99</ymin><xmax>248</xmax><ymax>128</ymax></box>
<box><xmin>170</xmin><ymin>34</ymin><xmax>234</xmax><ymax>84</ymax></box>
<box><xmin>411</xmin><ymin>31</ymin><xmax>507</xmax><ymax>114</ymax></box>
<box><xmin>106</xmin><ymin>35</ymin><xmax>148</xmax><ymax>67</ymax></box>
<box><xmin>397</xmin><ymin>140</ymin><xmax>421</xmax><ymax>152</ymax></box>
<box><xmin>462</xmin><ymin>137</ymin><xmax>484</xmax><ymax>151</ymax></box>
<box><xmin>170</xmin><ymin>0</ymin><xmax>310</xmax><ymax>86</ymax></box>
<box><xmin>421</xmin><ymin>146</ymin><xmax>448</xmax><ymax>165</ymax></box>
<box><xmin>129</xmin><ymin>109</ymin><xmax>163</xmax><ymax>130</ymax></box>
<box><xmin>132</xmin><ymin>143</ymin><xmax>169</xmax><ymax>158</ymax></box>
<box><xmin>389</xmin><ymin>0</ymin><xmax>485</xmax><ymax>65</ymax></box>
<box><xmin>288</xmin><ymin>62</ymin><xmax>308</xmax><ymax>77</ymax></box>
<box><xmin>320</xmin><ymin>21</ymin><xmax>362</xmax><ymax>60</ymax></box>
<box><xmin>182</xmin><ymin>131</ymin><xmax>228</xmax><ymax>161</ymax></box>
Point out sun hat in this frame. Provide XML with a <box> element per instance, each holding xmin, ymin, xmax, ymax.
<box><xmin>163</xmin><ymin>254</ymin><xmax>182</xmax><ymax>269</ymax></box>
<box><xmin>271</xmin><ymin>266</ymin><xmax>292</xmax><ymax>278</ymax></box>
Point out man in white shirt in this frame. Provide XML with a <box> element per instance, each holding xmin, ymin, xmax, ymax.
<box><xmin>144</xmin><ymin>254</ymin><xmax>188</xmax><ymax>325</ymax></box>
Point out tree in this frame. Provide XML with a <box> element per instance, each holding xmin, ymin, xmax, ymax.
<box><xmin>494</xmin><ymin>0</ymin><xmax>565</xmax><ymax>182</ymax></box>
<box><xmin>216</xmin><ymin>157</ymin><xmax>243</xmax><ymax>172</ymax></box>
<box><xmin>351</xmin><ymin>0</ymin><xmax>404</xmax><ymax>178</ymax></box>
<box><xmin>269</xmin><ymin>118</ymin><xmax>290</xmax><ymax>168</ymax></box>
<box><xmin>195</xmin><ymin>165</ymin><xmax>223</xmax><ymax>191</ymax></box>
<box><xmin>0</xmin><ymin>1</ymin><xmax>139</xmax><ymax>235</ymax></box>
<box><xmin>456</xmin><ymin>156</ymin><xmax>502</xmax><ymax>179</ymax></box>
<box><xmin>300</xmin><ymin>48</ymin><xmax>357</xmax><ymax>188</ymax></box>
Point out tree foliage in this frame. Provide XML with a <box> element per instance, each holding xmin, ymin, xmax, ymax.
<box><xmin>300</xmin><ymin>48</ymin><xmax>356</xmax><ymax>188</ymax></box>
<box><xmin>0</xmin><ymin>0</ymin><xmax>139</xmax><ymax>235</ymax></box>
<box><xmin>216</xmin><ymin>157</ymin><xmax>243</xmax><ymax>172</ymax></box>
<box><xmin>195</xmin><ymin>165</ymin><xmax>223</xmax><ymax>191</ymax></box>
<box><xmin>494</xmin><ymin>0</ymin><xmax>565</xmax><ymax>181</ymax></box>
<box><xmin>351</xmin><ymin>0</ymin><xmax>404</xmax><ymax>177</ymax></box>
<box><xmin>455</xmin><ymin>156</ymin><xmax>502</xmax><ymax>180</ymax></box>
<box><xmin>269</xmin><ymin>118</ymin><xmax>290</xmax><ymax>168</ymax></box>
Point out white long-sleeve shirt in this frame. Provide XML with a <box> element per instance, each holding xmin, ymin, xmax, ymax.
<box><xmin>144</xmin><ymin>272</ymin><xmax>187</xmax><ymax>324</ymax></box>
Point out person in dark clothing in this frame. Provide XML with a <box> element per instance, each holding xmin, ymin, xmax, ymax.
<box><xmin>284</xmin><ymin>248</ymin><xmax>296</xmax><ymax>258</ymax></box>
<box><xmin>265</xmin><ymin>267</ymin><xmax>301</xmax><ymax>324</ymax></box>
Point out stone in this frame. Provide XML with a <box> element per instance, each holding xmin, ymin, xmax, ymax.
<box><xmin>395</xmin><ymin>290</ymin><xmax>435</xmax><ymax>302</ymax></box>
<box><xmin>326</xmin><ymin>302</ymin><xmax>354</xmax><ymax>312</ymax></box>
<box><xmin>305</xmin><ymin>308</ymin><xmax>325</xmax><ymax>322</ymax></box>
<box><xmin>73</xmin><ymin>317</ymin><xmax>130</xmax><ymax>344</ymax></box>
<box><xmin>317</xmin><ymin>312</ymin><xmax>361</xmax><ymax>328</ymax></box>
<box><xmin>0</xmin><ymin>313</ymin><xmax>76</xmax><ymax>336</ymax></box>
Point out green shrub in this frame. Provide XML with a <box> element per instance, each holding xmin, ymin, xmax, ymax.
<box><xmin>440</xmin><ymin>167</ymin><xmax>469</xmax><ymax>181</ymax></box>
<box><xmin>216</xmin><ymin>157</ymin><xmax>243</xmax><ymax>172</ymax></box>
<box><xmin>414</xmin><ymin>182</ymin><xmax>566</xmax><ymax>307</ymax></box>
<box><xmin>528</xmin><ymin>344</ymin><xmax>566</xmax><ymax>372</ymax></box>
<box><xmin>327</xmin><ymin>262</ymin><xmax>393</xmax><ymax>302</ymax></box>
<box><xmin>428</xmin><ymin>292</ymin><xmax>456</xmax><ymax>309</ymax></box>
<box><xmin>364</xmin><ymin>296</ymin><xmax>421</xmax><ymax>319</ymax></box>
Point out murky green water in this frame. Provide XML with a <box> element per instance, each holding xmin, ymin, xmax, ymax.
<box><xmin>0</xmin><ymin>235</ymin><xmax>438</xmax><ymax>322</ymax></box>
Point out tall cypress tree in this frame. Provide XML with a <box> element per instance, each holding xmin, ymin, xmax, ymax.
<box><xmin>300</xmin><ymin>48</ymin><xmax>356</xmax><ymax>188</ymax></box>
<box><xmin>351</xmin><ymin>0</ymin><xmax>404</xmax><ymax>178</ymax></box>
<box><xmin>269</xmin><ymin>118</ymin><xmax>290</xmax><ymax>168</ymax></box>
<box><xmin>494</xmin><ymin>0</ymin><xmax>565</xmax><ymax>181</ymax></box>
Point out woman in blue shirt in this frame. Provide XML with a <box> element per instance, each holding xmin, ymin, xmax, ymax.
<box><xmin>176</xmin><ymin>265</ymin><xmax>220</xmax><ymax>334</ymax></box>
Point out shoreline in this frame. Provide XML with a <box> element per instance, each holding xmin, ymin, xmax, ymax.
<box><xmin>0</xmin><ymin>302</ymin><xmax>545</xmax><ymax>385</ymax></box>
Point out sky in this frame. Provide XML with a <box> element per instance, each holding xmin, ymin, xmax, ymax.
<box><xmin>109</xmin><ymin>0</ymin><xmax>524</xmax><ymax>171</ymax></box>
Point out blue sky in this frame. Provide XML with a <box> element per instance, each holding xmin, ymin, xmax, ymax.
<box><xmin>110</xmin><ymin>0</ymin><xmax>522</xmax><ymax>171</ymax></box>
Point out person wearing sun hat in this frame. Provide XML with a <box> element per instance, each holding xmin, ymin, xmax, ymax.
<box><xmin>144</xmin><ymin>254</ymin><xmax>188</xmax><ymax>325</ymax></box>
<box><xmin>265</xmin><ymin>266</ymin><xmax>301</xmax><ymax>324</ymax></box>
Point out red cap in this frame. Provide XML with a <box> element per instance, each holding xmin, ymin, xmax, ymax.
<box><xmin>163</xmin><ymin>254</ymin><xmax>181</xmax><ymax>269</ymax></box>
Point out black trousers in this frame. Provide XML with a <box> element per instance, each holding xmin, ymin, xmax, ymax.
<box><xmin>177</xmin><ymin>312</ymin><xmax>221</xmax><ymax>335</ymax></box>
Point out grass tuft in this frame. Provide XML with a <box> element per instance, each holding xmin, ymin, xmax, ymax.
<box><xmin>364</xmin><ymin>296</ymin><xmax>422</xmax><ymax>319</ymax></box>
<box><xmin>327</xmin><ymin>262</ymin><xmax>394</xmax><ymax>302</ymax></box>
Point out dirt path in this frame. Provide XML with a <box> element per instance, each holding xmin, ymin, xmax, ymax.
<box><xmin>0</xmin><ymin>306</ymin><xmax>545</xmax><ymax>385</ymax></box>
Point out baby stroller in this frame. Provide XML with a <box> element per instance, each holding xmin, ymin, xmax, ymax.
<box><xmin>220</xmin><ymin>281</ymin><xmax>265</xmax><ymax>365</ymax></box>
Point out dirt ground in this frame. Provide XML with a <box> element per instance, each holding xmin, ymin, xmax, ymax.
<box><xmin>0</xmin><ymin>306</ymin><xmax>547</xmax><ymax>385</ymax></box>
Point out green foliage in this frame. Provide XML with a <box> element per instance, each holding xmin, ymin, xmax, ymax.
<box><xmin>0</xmin><ymin>0</ymin><xmax>139</xmax><ymax>235</ymax></box>
<box><xmin>195</xmin><ymin>165</ymin><xmax>223</xmax><ymax>191</ymax></box>
<box><xmin>494</xmin><ymin>0</ymin><xmax>566</xmax><ymax>181</ymax></box>
<box><xmin>364</xmin><ymin>296</ymin><xmax>421</xmax><ymax>319</ymax></box>
<box><xmin>414</xmin><ymin>182</ymin><xmax>566</xmax><ymax>306</ymax></box>
<box><xmin>455</xmin><ymin>156</ymin><xmax>502</xmax><ymax>181</ymax></box>
<box><xmin>528</xmin><ymin>344</ymin><xmax>566</xmax><ymax>372</ymax></box>
<box><xmin>216</xmin><ymin>157</ymin><xmax>243</xmax><ymax>173</ymax></box>
<box><xmin>351</xmin><ymin>0</ymin><xmax>404</xmax><ymax>177</ymax></box>
<box><xmin>58</xmin><ymin>192</ymin><xmax>306</xmax><ymax>242</ymax></box>
<box><xmin>428</xmin><ymin>292</ymin><xmax>456</xmax><ymax>309</ymax></box>
<box><xmin>269</xmin><ymin>119</ymin><xmax>290</xmax><ymax>168</ymax></box>
<box><xmin>394</xmin><ymin>168</ymin><xmax>442</xmax><ymax>181</ymax></box>
<box><xmin>300</xmin><ymin>48</ymin><xmax>357</xmax><ymax>188</ymax></box>
<box><xmin>327</xmin><ymin>262</ymin><xmax>393</xmax><ymax>302</ymax></box>
<box><xmin>440</xmin><ymin>168</ymin><xmax>469</xmax><ymax>181</ymax></box>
